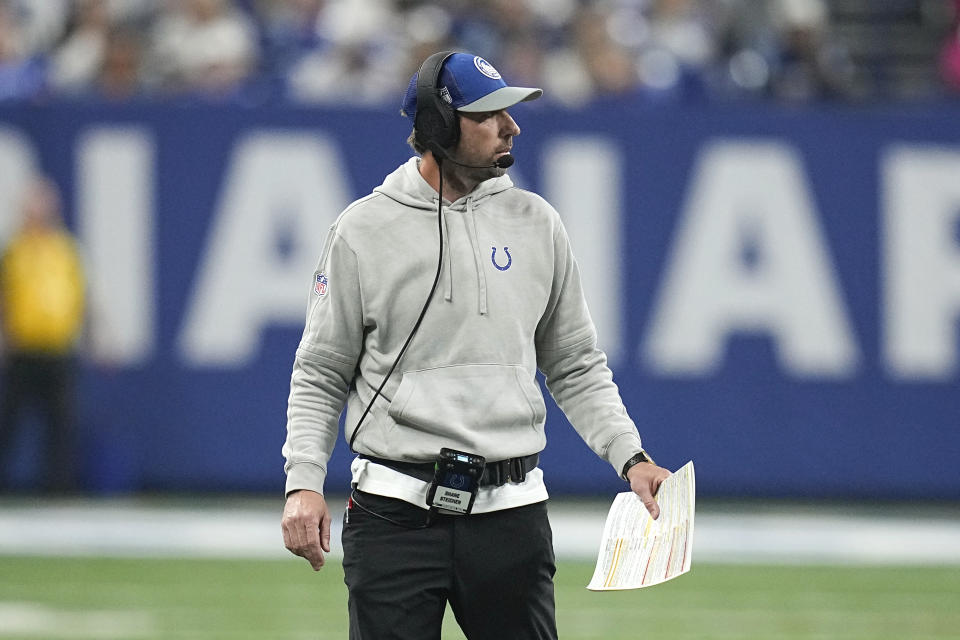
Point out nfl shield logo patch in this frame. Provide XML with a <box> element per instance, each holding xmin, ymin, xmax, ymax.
<box><xmin>314</xmin><ymin>273</ymin><xmax>328</xmax><ymax>297</ymax></box>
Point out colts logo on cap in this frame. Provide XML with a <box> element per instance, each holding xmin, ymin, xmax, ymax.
<box><xmin>474</xmin><ymin>56</ymin><xmax>501</xmax><ymax>80</ymax></box>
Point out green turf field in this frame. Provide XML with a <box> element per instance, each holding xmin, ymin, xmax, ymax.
<box><xmin>1</xmin><ymin>556</ymin><xmax>958</xmax><ymax>639</ymax></box>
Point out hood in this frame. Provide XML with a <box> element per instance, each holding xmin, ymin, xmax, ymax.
<box><xmin>374</xmin><ymin>156</ymin><xmax>515</xmax><ymax>210</ymax></box>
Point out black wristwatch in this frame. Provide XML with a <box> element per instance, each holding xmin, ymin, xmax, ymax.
<box><xmin>621</xmin><ymin>451</ymin><xmax>654</xmax><ymax>480</ymax></box>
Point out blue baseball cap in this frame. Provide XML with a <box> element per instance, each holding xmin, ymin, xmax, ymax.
<box><xmin>401</xmin><ymin>53</ymin><xmax>542</xmax><ymax>121</ymax></box>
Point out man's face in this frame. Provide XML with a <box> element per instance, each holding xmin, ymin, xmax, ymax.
<box><xmin>22</xmin><ymin>179</ymin><xmax>61</xmax><ymax>230</ymax></box>
<box><xmin>452</xmin><ymin>109</ymin><xmax>521</xmax><ymax>178</ymax></box>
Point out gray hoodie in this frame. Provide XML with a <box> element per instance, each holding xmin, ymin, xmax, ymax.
<box><xmin>283</xmin><ymin>157</ymin><xmax>644</xmax><ymax>496</ymax></box>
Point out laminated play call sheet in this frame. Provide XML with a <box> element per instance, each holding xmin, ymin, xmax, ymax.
<box><xmin>587</xmin><ymin>461</ymin><xmax>695</xmax><ymax>590</ymax></box>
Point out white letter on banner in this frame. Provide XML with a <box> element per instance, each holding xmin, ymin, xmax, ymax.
<box><xmin>179</xmin><ymin>132</ymin><xmax>350</xmax><ymax>367</ymax></box>
<box><xmin>883</xmin><ymin>146</ymin><xmax>960</xmax><ymax>379</ymax></box>
<box><xmin>77</xmin><ymin>128</ymin><xmax>156</xmax><ymax>365</ymax></box>
<box><xmin>543</xmin><ymin>137</ymin><xmax>622</xmax><ymax>360</ymax></box>
<box><xmin>643</xmin><ymin>140</ymin><xmax>858</xmax><ymax>377</ymax></box>
<box><xmin>0</xmin><ymin>127</ymin><xmax>38</xmax><ymax>242</ymax></box>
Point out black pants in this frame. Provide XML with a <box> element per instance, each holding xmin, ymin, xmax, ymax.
<box><xmin>0</xmin><ymin>352</ymin><xmax>76</xmax><ymax>492</ymax></box>
<box><xmin>342</xmin><ymin>490</ymin><xmax>558</xmax><ymax>640</ymax></box>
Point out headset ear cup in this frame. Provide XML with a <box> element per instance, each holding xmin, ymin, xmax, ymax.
<box><xmin>441</xmin><ymin>106</ymin><xmax>459</xmax><ymax>149</ymax></box>
<box><xmin>416</xmin><ymin>106</ymin><xmax>446</xmax><ymax>152</ymax></box>
<box><xmin>417</xmin><ymin>102</ymin><xmax>459</xmax><ymax>154</ymax></box>
<box><xmin>433</xmin><ymin>104</ymin><xmax>459</xmax><ymax>150</ymax></box>
<box><xmin>415</xmin><ymin>51</ymin><xmax>459</xmax><ymax>156</ymax></box>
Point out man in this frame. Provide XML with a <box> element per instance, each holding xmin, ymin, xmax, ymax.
<box><xmin>281</xmin><ymin>51</ymin><xmax>671</xmax><ymax>639</ymax></box>
<box><xmin>0</xmin><ymin>176</ymin><xmax>86</xmax><ymax>493</ymax></box>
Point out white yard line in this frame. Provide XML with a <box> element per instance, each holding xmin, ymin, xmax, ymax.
<box><xmin>0</xmin><ymin>602</ymin><xmax>155</xmax><ymax>638</ymax></box>
<box><xmin>0</xmin><ymin>498</ymin><xmax>958</xmax><ymax>565</ymax></box>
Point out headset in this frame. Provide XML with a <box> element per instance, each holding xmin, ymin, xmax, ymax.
<box><xmin>414</xmin><ymin>50</ymin><xmax>459</xmax><ymax>158</ymax></box>
<box><xmin>413</xmin><ymin>51</ymin><xmax>516</xmax><ymax>170</ymax></box>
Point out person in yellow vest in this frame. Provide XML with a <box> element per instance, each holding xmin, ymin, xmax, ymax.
<box><xmin>0</xmin><ymin>176</ymin><xmax>86</xmax><ymax>494</ymax></box>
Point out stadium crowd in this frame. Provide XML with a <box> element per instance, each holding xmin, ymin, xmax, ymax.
<box><xmin>0</xmin><ymin>0</ymin><xmax>957</xmax><ymax>106</ymax></box>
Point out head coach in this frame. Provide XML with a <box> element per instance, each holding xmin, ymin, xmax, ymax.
<box><xmin>281</xmin><ymin>50</ymin><xmax>671</xmax><ymax>639</ymax></box>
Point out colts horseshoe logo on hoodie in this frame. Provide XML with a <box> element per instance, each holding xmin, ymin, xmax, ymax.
<box><xmin>491</xmin><ymin>246</ymin><xmax>512</xmax><ymax>271</ymax></box>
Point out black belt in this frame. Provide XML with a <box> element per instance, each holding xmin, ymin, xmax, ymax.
<box><xmin>360</xmin><ymin>453</ymin><xmax>539</xmax><ymax>487</ymax></box>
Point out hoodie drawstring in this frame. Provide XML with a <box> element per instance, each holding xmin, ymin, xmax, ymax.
<box><xmin>465</xmin><ymin>197</ymin><xmax>488</xmax><ymax>315</ymax></box>
<box><xmin>442</xmin><ymin>202</ymin><xmax>453</xmax><ymax>302</ymax></box>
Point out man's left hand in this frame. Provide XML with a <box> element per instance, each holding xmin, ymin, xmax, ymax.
<box><xmin>626</xmin><ymin>462</ymin><xmax>671</xmax><ymax>520</ymax></box>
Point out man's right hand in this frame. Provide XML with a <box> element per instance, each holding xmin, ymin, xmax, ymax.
<box><xmin>281</xmin><ymin>489</ymin><xmax>331</xmax><ymax>571</ymax></box>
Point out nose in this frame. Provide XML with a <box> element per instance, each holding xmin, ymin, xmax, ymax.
<box><xmin>499</xmin><ymin>111</ymin><xmax>520</xmax><ymax>137</ymax></box>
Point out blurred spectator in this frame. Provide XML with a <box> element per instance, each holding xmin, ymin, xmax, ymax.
<box><xmin>48</xmin><ymin>0</ymin><xmax>112</xmax><ymax>95</ymax></box>
<box><xmin>401</xmin><ymin>2</ymin><xmax>456</xmax><ymax>83</ymax></box>
<box><xmin>0</xmin><ymin>176</ymin><xmax>86</xmax><ymax>494</ymax></box>
<box><xmin>767</xmin><ymin>0</ymin><xmax>855</xmax><ymax>101</ymax></box>
<box><xmin>258</xmin><ymin>0</ymin><xmax>330</xmax><ymax>88</ymax></box>
<box><xmin>94</xmin><ymin>24</ymin><xmax>146</xmax><ymax>101</ymax></box>
<box><xmin>941</xmin><ymin>0</ymin><xmax>960</xmax><ymax>91</ymax></box>
<box><xmin>708</xmin><ymin>0</ymin><xmax>780</xmax><ymax>99</ymax></box>
<box><xmin>6</xmin><ymin>0</ymin><xmax>69</xmax><ymax>58</ymax></box>
<box><xmin>262</xmin><ymin>0</ymin><xmax>406</xmax><ymax>104</ymax></box>
<box><xmin>452</xmin><ymin>0</ymin><xmax>556</xmax><ymax>69</ymax></box>
<box><xmin>0</xmin><ymin>0</ymin><xmax>47</xmax><ymax>101</ymax></box>
<box><xmin>149</xmin><ymin>0</ymin><xmax>259</xmax><ymax>100</ymax></box>
<box><xmin>639</xmin><ymin>0</ymin><xmax>718</xmax><ymax>98</ymax></box>
<box><xmin>509</xmin><ymin>1</ymin><xmax>585</xmax><ymax>106</ymax></box>
<box><xmin>0</xmin><ymin>0</ymin><xmax>951</xmax><ymax>105</ymax></box>
<box><xmin>646</xmin><ymin>0</ymin><xmax>718</xmax><ymax>69</ymax></box>
<box><xmin>570</xmin><ymin>6</ymin><xmax>644</xmax><ymax>102</ymax></box>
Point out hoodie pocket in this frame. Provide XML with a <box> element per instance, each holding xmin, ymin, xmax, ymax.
<box><xmin>388</xmin><ymin>364</ymin><xmax>546</xmax><ymax>436</ymax></box>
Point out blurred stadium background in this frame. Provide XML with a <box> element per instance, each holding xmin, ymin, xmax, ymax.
<box><xmin>1</xmin><ymin>0</ymin><xmax>960</xmax><ymax>638</ymax></box>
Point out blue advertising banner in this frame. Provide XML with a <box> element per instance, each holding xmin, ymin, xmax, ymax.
<box><xmin>1</xmin><ymin>100</ymin><xmax>958</xmax><ymax>498</ymax></box>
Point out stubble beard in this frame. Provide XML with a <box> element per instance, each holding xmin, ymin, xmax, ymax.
<box><xmin>444</xmin><ymin>163</ymin><xmax>503</xmax><ymax>186</ymax></box>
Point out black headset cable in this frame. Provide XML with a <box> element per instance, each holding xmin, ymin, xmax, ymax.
<box><xmin>348</xmin><ymin>159</ymin><xmax>446</xmax><ymax>452</ymax></box>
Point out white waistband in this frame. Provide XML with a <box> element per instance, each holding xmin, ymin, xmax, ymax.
<box><xmin>350</xmin><ymin>457</ymin><xmax>549</xmax><ymax>514</ymax></box>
